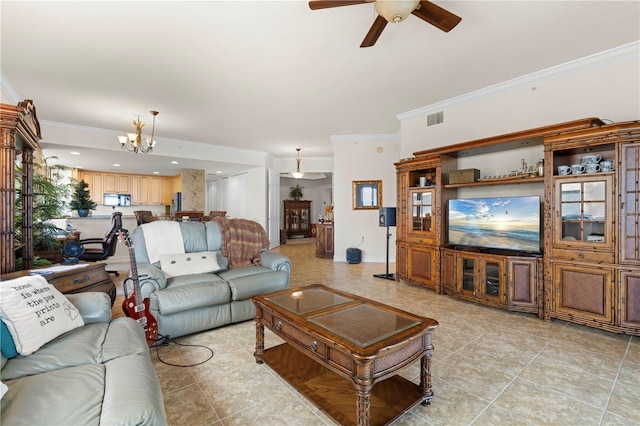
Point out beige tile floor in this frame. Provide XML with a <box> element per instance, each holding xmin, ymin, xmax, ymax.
<box><xmin>111</xmin><ymin>240</ymin><xmax>640</xmax><ymax>426</ymax></box>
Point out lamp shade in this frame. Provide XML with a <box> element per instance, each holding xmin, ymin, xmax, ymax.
<box><xmin>375</xmin><ymin>0</ymin><xmax>419</xmax><ymax>23</ymax></box>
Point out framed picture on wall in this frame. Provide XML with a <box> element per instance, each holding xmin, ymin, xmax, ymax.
<box><xmin>352</xmin><ymin>180</ymin><xmax>382</xmax><ymax>210</ymax></box>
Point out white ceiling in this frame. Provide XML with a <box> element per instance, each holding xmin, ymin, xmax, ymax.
<box><xmin>1</xmin><ymin>1</ymin><xmax>639</xmax><ymax>177</ymax></box>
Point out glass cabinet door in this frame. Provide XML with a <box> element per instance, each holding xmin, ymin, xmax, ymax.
<box><xmin>410</xmin><ymin>189</ymin><xmax>434</xmax><ymax>233</ymax></box>
<box><xmin>288</xmin><ymin>210</ymin><xmax>299</xmax><ymax>230</ymax></box>
<box><xmin>461</xmin><ymin>257</ymin><xmax>476</xmax><ymax>293</ymax></box>
<box><xmin>482</xmin><ymin>260</ymin><xmax>502</xmax><ymax>300</ymax></box>
<box><xmin>300</xmin><ymin>208</ymin><xmax>309</xmax><ymax>231</ymax></box>
<box><xmin>556</xmin><ymin>176</ymin><xmax>612</xmax><ymax>247</ymax></box>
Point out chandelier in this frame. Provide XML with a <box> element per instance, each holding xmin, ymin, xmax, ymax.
<box><xmin>118</xmin><ymin>110</ymin><xmax>159</xmax><ymax>154</ymax></box>
<box><xmin>292</xmin><ymin>148</ymin><xmax>304</xmax><ymax>179</ymax></box>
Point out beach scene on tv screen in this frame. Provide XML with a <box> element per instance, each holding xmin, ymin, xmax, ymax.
<box><xmin>448</xmin><ymin>197</ymin><xmax>541</xmax><ymax>252</ymax></box>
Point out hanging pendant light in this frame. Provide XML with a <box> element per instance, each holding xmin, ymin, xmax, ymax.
<box><xmin>292</xmin><ymin>148</ymin><xmax>304</xmax><ymax>179</ymax></box>
<box><xmin>117</xmin><ymin>110</ymin><xmax>159</xmax><ymax>154</ymax></box>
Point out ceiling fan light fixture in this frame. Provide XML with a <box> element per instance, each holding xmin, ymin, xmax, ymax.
<box><xmin>292</xmin><ymin>148</ymin><xmax>305</xmax><ymax>179</ymax></box>
<box><xmin>375</xmin><ymin>0</ymin><xmax>419</xmax><ymax>23</ymax></box>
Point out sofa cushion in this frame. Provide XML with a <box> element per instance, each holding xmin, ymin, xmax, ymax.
<box><xmin>224</xmin><ymin>269</ymin><xmax>289</xmax><ymax>300</ymax></box>
<box><xmin>1</xmin><ymin>363</ymin><xmax>105</xmax><ymax>425</ymax></box>
<box><xmin>217</xmin><ymin>265</ymin><xmax>275</xmax><ymax>281</ymax></box>
<box><xmin>1</xmin><ymin>318</ymin><xmax>148</xmax><ymax>381</ymax></box>
<box><xmin>160</xmin><ymin>251</ymin><xmax>221</xmax><ymax>277</ymax></box>
<box><xmin>0</xmin><ymin>276</ymin><xmax>84</xmax><ymax>356</ymax></box>
<box><xmin>152</xmin><ymin>278</ymin><xmax>231</xmax><ymax>315</ymax></box>
<box><xmin>179</xmin><ymin>222</ymin><xmax>208</xmax><ymax>252</ymax></box>
<box><xmin>100</xmin><ymin>354</ymin><xmax>167</xmax><ymax>425</ymax></box>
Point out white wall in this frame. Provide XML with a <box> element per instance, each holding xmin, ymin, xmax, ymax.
<box><xmin>207</xmin><ymin>167</ymin><xmax>268</xmax><ymax>229</ymax></box>
<box><xmin>399</xmin><ymin>43</ymin><xmax>640</xmax><ymax>156</ymax></box>
<box><xmin>332</xmin><ymin>135</ymin><xmax>400</xmax><ymax>263</ymax></box>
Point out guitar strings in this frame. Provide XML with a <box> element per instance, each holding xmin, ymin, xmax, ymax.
<box><xmin>152</xmin><ymin>334</ymin><xmax>214</xmax><ymax>367</ymax></box>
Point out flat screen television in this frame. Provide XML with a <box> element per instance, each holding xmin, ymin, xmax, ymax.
<box><xmin>447</xmin><ymin>196</ymin><xmax>542</xmax><ymax>254</ymax></box>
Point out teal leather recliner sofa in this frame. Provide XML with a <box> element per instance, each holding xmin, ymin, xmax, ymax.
<box><xmin>130</xmin><ymin>219</ymin><xmax>291</xmax><ymax>339</ymax></box>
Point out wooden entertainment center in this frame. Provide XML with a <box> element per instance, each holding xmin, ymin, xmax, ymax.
<box><xmin>395</xmin><ymin>118</ymin><xmax>640</xmax><ymax>335</ymax></box>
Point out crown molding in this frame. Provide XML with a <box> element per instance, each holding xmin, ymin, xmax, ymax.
<box><xmin>1</xmin><ymin>71</ymin><xmax>21</xmax><ymax>105</ymax></box>
<box><xmin>397</xmin><ymin>41</ymin><xmax>640</xmax><ymax>121</ymax></box>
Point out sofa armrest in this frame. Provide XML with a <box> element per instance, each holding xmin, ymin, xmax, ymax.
<box><xmin>260</xmin><ymin>251</ymin><xmax>291</xmax><ymax>273</ymax></box>
<box><xmin>134</xmin><ymin>264</ymin><xmax>167</xmax><ymax>300</ymax></box>
<box><xmin>65</xmin><ymin>292</ymin><xmax>112</xmax><ymax>324</ymax></box>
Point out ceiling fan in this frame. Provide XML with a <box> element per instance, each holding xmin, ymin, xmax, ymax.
<box><xmin>309</xmin><ymin>0</ymin><xmax>461</xmax><ymax>48</ymax></box>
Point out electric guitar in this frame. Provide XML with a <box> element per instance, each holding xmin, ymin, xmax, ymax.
<box><xmin>117</xmin><ymin>229</ymin><xmax>158</xmax><ymax>346</ymax></box>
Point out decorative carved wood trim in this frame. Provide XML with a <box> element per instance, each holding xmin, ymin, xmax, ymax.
<box><xmin>0</xmin><ymin>100</ymin><xmax>41</xmax><ymax>274</ymax></box>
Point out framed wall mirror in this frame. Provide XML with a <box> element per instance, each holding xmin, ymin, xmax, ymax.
<box><xmin>352</xmin><ymin>180</ymin><xmax>382</xmax><ymax>210</ymax></box>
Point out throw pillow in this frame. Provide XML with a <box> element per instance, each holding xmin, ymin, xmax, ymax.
<box><xmin>0</xmin><ymin>275</ymin><xmax>84</xmax><ymax>356</ymax></box>
<box><xmin>160</xmin><ymin>251</ymin><xmax>221</xmax><ymax>277</ymax></box>
<box><xmin>0</xmin><ymin>320</ymin><xmax>18</xmax><ymax>358</ymax></box>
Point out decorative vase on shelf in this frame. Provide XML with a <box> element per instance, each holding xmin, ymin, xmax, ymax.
<box><xmin>77</xmin><ymin>209</ymin><xmax>89</xmax><ymax>217</ymax></box>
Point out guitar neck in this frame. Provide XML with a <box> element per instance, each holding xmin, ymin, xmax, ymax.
<box><xmin>127</xmin><ymin>245</ymin><xmax>142</xmax><ymax>306</ymax></box>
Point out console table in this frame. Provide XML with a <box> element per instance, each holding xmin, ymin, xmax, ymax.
<box><xmin>1</xmin><ymin>262</ymin><xmax>116</xmax><ymax>306</ymax></box>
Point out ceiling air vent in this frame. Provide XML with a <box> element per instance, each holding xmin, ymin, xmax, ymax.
<box><xmin>427</xmin><ymin>111</ymin><xmax>444</xmax><ymax>127</ymax></box>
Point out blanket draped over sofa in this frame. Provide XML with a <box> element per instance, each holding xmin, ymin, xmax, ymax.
<box><xmin>210</xmin><ymin>217</ymin><xmax>270</xmax><ymax>267</ymax></box>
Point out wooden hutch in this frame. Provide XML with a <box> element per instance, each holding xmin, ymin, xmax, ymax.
<box><xmin>1</xmin><ymin>100</ymin><xmax>41</xmax><ymax>274</ymax></box>
<box><xmin>396</xmin><ymin>118</ymin><xmax>640</xmax><ymax>335</ymax></box>
<box><xmin>283</xmin><ymin>200</ymin><xmax>312</xmax><ymax>238</ymax></box>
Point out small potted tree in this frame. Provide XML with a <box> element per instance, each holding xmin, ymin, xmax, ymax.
<box><xmin>70</xmin><ymin>180</ymin><xmax>97</xmax><ymax>217</ymax></box>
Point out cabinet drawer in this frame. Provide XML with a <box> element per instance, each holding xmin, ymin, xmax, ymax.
<box><xmin>47</xmin><ymin>265</ymin><xmax>110</xmax><ymax>293</ymax></box>
<box><xmin>551</xmin><ymin>248</ymin><xmax>614</xmax><ymax>264</ymax></box>
<box><xmin>272</xmin><ymin>314</ymin><xmax>326</xmax><ymax>359</ymax></box>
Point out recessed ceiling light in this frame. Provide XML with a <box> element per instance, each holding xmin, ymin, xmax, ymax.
<box><xmin>171</xmin><ymin>161</ymin><xmax>179</xmax><ymax>164</ymax></box>
<box><xmin>216</xmin><ymin>170</ymin><xmax>222</xmax><ymax>174</ymax></box>
<box><xmin>153</xmin><ymin>171</ymin><xmax>159</xmax><ymax>174</ymax></box>
<box><xmin>113</xmin><ymin>163</ymin><xmax>120</xmax><ymax>167</ymax></box>
<box><xmin>70</xmin><ymin>151</ymin><xmax>80</xmax><ymax>155</ymax></box>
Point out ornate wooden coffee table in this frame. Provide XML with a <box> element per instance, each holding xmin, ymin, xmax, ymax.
<box><xmin>253</xmin><ymin>284</ymin><xmax>438</xmax><ymax>426</ymax></box>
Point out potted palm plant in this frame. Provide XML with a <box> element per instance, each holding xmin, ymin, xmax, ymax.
<box><xmin>289</xmin><ymin>184</ymin><xmax>304</xmax><ymax>200</ymax></box>
<box><xmin>70</xmin><ymin>179</ymin><xmax>97</xmax><ymax>217</ymax></box>
<box><xmin>15</xmin><ymin>156</ymin><xmax>71</xmax><ymax>267</ymax></box>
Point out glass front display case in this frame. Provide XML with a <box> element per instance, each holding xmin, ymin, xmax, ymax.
<box><xmin>558</xmin><ymin>178</ymin><xmax>608</xmax><ymax>244</ymax></box>
<box><xmin>410</xmin><ymin>189</ymin><xmax>433</xmax><ymax>233</ymax></box>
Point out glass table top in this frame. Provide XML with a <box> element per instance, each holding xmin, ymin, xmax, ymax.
<box><xmin>266</xmin><ymin>287</ymin><xmax>421</xmax><ymax>348</ymax></box>
<box><xmin>309</xmin><ymin>304</ymin><xmax>420</xmax><ymax>348</ymax></box>
<box><xmin>266</xmin><ymin>287</ymin><xmax>354</xmax><ymax>315</ymax></box>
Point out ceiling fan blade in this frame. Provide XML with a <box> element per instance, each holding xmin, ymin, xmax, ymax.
<box><xmin>360</xmin><ymin>15</ymin><xmax>387</xmax><ymax>48</ymax></box>
<box><xmin>412</xmin><ymin>0</ymin><xmax>461</xmax><ymax>32</ymax></box>
<box><xmin>309</xmin><ymin>0</ymin><xmax>370</xmax><ymax>10</ymax></box>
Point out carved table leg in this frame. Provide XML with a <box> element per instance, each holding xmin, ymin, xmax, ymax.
<box><xmin>356</xmin><ymin>386</ymin><xmax>371</xmax><ymax>426</ymax></box>
<box><xmin>254</xmin><ymin>322</ymin><xmax>265</xmax><ymax>364</ymax></box>
<box><xmin>420</xmin><ymin>332</ymin><xmax>435</xmax><ymax>405</ymax></box>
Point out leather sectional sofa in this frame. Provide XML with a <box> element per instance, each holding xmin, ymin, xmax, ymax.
<box><xmin>1</xmin><ymin>291</ymin><xmax>166</xmax><ymax>425</ymax></box>
<box><xmin>130</xmin><ymin>218</ymin><xmax>291</xmax><ymax>339</ymax></box>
